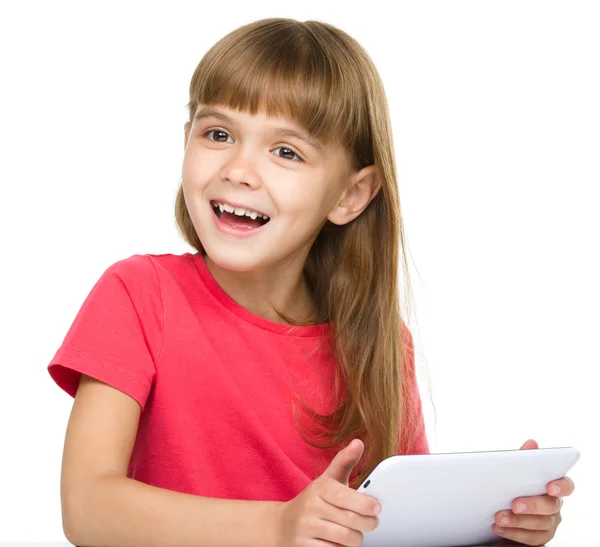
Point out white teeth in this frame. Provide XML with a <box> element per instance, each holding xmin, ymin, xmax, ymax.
<box><xmin>214</xmin><ymin>201</ymin><xmax>269</xmax><ymax>221</ymax></box>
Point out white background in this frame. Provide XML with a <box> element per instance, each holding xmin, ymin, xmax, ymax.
<box><xmin>1</xmin><ymin>1</ymin><xmax>598</xmax><ymax>544</ymax></box>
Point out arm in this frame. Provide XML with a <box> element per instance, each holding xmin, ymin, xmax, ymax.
<box><xmin>61</xmin><ymin>375</ymin><xmax>282</xmax><ymax>547</ymax></box>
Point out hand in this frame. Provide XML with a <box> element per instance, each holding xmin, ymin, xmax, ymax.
<box><xmin>275</xmin><ymin>438</ymin><xmax>381</xmax><ymax>547</ymax></box>
<box><xmin>492</xmin><ymin>439</ymin><xmax>575</xmax><ymax>546</ymax></box>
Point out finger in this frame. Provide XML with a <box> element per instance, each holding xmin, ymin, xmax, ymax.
<box><xmin>321</xmin><ymin>478</ymin><xmax>381</xmax><ymax>517</ymax></box>
<box><xmin>493</xmin><ymin>524</ymin><xmax>553</xmax><ymax>546</ymax></box>
<box><xmin>314</xmin><ymin>518</ymin><xmax>364</xmax><ymax>547</ymax></box>
<box><xmin>321</xmin><ymin>439</ymin><xmax>364</xmax><ymax>485</ymax></box>
<box><xmin>547</xmin><ymin>476</ymin><xmax>575</xmax><ymax>497</ymax></box>
<box><xmin>495</xmin><ymin>510</ymin><xmax>561</xmax><ymax>531</ymax></box>
<box><xmin>512</xmin><ymin>494</ymin><xmax>562</xmax><ymax>516</ymax></box>
<box><xmin>519</xmin><ymin>439</ymin><xmax>539</xmax><ymax>450</ymax></box>
<box><xmin>321</xmin><ymin>500</ymin><xmax>379</xmax><ymax>533</ymax></box>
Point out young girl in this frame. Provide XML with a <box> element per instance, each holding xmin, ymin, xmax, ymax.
<box><xmin>48</xmin><ymin>17</ymin><xmax>574</xmax><ymax>547</ymax></box>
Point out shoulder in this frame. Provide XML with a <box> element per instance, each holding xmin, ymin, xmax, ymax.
<box><xmin>400</xmin><ymin>320</ymin><xmax>411</xmax><ymax>340</ymax></box>
<box><xmin>87</xmin><ymin>254</ymin><xmax>165</xmax><ymax>315</ymax></box>
<box><xmin>103</xmin><ymin>253</ymin><xmax>159</xmax><ymax>283</ymax></box>
<box><xmin>399</xmin><ymin>320</ymin><xmax>417</xmax><ymax>383</ymax></box>
<box><xmin>99</xmin><ymin>252</ymin><xmax>191</xmax><ymax>291</ymax></box>
<box><xmin>107</xmin><ymin>252</ymin><xmax>195</xmax><ymax>282</ymax></box>
<box><xmin>400</xmin><ymin>320</ymin><xmax>414</xmax><ymax>352</ymax></box>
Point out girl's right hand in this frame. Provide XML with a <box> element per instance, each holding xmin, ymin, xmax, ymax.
<box><xmin>276</xmin><ymin>439</ymin><xmax>381</xmax><ymax>546</ymax></box>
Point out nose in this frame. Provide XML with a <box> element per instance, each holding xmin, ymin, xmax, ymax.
<box><xmin>219</xmin><ymin>150</ymin><xmax>261</xmax><ymax>189</ymax></box>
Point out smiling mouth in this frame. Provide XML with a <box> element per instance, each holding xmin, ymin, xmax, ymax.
<box><xmin>210</xmin><ymin>200</ymin><xmax>271</xmax><ymax>228</ymax></box>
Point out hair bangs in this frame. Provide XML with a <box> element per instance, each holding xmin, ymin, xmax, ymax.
<box><xmin>186</xmin><ymin>20</ymin><xmax>371</xmax><ymax>163</ymax></box>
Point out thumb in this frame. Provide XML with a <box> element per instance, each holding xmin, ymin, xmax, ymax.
<box><xmin>322</xmin><ymin>439</ymin><xmax>364</xmax><ymax>485</ymax></box>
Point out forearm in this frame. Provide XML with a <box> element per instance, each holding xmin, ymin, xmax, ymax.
<box><xmin>64</xmin><ymin>474</ymin><xmax>283</xmax><ymax>547</ymax></box>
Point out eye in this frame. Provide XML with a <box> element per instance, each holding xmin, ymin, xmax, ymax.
<box><xmin>203</xmin><ymin>129</ymin><xmax>304</xmax><ymax>163</ymax></box>
<box><xmin>272</xmin><ymin>146</ymin><xmax>303</xmax><ymax>163</ymax></box>
<box><xmin>205</xmin><ymin>129</ymin><xmax>233</xmax><ymax>144</ymax></box>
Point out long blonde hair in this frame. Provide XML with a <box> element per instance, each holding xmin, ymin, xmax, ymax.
<box><xmin>175</xmin><ymin>18</ymin><xmax>425</xmax><ymax>489</ymax></box>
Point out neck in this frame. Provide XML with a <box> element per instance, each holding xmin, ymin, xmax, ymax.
<box><xmin>203</xmin><ymin>253</ymin><xmax>317</xmax><ymax>325</ymax></box>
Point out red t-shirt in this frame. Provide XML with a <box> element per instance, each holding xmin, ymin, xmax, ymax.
<box><xmin>48</xmin><ymin>252</ymin><xmax>428</xmax><ymax>502</ymax></box>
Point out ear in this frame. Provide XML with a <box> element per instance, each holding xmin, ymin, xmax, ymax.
<box><xmin>327</xmin><ymin>165</ymin><xmax>382</xmax><ymax>226</ymax></box>
<box><xmin>184</xmin><ymin>121</ymin><xmax>191</xmax><ymax>150</ymax></box>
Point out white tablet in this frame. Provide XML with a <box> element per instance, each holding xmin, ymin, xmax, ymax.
<box><xmin>356</xmin><ymin>447</ymin><xmax>580</xmax><ymax>547</ymax></box>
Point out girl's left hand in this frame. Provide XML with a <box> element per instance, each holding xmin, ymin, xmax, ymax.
<box><xmin>492</xmin><ymin>439</ymin><xmax>576</xmax><ymax>546</ymax></box>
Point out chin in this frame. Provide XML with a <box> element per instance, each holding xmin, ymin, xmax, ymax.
<box><xmin>202</xmin><ymin>243</ymin><xmax>268</xmax><ymax>273</ymax></box>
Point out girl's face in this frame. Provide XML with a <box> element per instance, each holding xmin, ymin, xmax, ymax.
<box><xmin>182</xmin><ymin>103</ymin><xmax>373</xmax><ymax>273</ymax></box>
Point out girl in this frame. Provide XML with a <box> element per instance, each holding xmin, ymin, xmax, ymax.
<box><xmin>48</xmin><ymin>17</ymin><xmax>574</xmax><ymax>547</ymax></box>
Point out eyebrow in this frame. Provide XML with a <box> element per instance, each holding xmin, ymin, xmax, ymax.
<box><xmin>193</xmin><ymin>107</ymin><xmax>324</xmax><ymax>154</ymax></box>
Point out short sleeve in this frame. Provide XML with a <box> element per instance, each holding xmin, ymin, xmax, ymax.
<box><xmin>399</xmin><ymin>322</ymin><xmax>430</xmax><ymax>455</ymax></box>
<box><xmin>47</xmin><ymin>255</ymin><xmax>162</xmax><ymax>410</ymax></box>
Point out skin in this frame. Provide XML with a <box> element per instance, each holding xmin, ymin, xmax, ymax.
<box><xmin>492</xmin><ymin>439</ymin><xmax>576</xmax><ymax>546</ymax></box>
<box><xmin>182</xmin><ymin>105</ymin><xmax>575</xmax><ymax>546</ymax></box>
<box><xmin>182</xmin><ymin>103</ymin><xmax>380</xmax><ymax>324</ymax></box>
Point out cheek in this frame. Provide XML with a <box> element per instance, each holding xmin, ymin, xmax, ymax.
<box><xmin>274</xmin><ymin>173</ymin><xmax>329</xmax><ymax>214</ymax></box>
<box><xmin>182</xmin><ymin>155</ymin><xmax>211</xmax><ymax>193</ymax></box>
<box><xmin>274</xmin><ymin>189</ymin><xmax>312</xmax><ymax>216</ymax></box>
<box><xmin>277</xmin><ymin>193</ymin><xmax>330</xmax><ymax>229</ymax></box>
